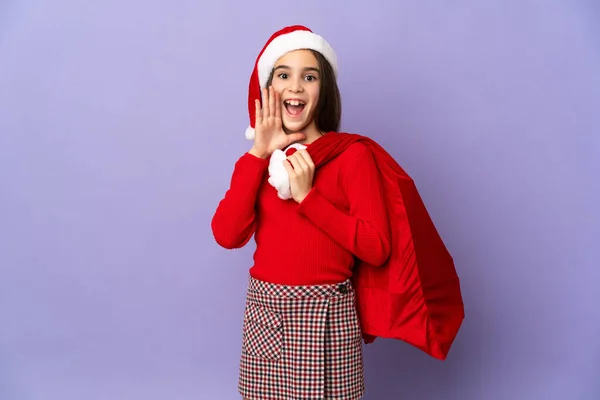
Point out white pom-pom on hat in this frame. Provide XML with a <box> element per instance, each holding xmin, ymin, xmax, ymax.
<box><xmin>245</xmin><ymin>126</ymin><xmax>255</xmax><ymax>140</ymax></box>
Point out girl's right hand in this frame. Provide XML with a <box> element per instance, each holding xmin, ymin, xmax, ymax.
<box><xmin>249</xmin><ymin>86</ymin><xmax>306</xmax><ymax>158</ymax></box>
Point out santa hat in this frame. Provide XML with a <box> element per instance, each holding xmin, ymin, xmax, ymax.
<box><xmin>244</xmin><ymin>25</ymin><xmax>338</xmax><ymax>140</ymax></box>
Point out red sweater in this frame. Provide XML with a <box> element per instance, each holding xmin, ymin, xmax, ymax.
<box><xmin>211</xmin><ymin>141</ymin><xmax>391</xmax><ymax>286</ymax></box>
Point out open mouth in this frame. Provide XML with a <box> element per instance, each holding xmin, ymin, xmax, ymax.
<box><xmin>284</xmin><ymin>100</ymin><xmax>305</xmax><ymax>117</ymax></box>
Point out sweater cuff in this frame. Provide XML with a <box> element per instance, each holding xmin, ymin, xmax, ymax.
<box><xmin>232</xmin><ymin>152</ymin><xmax>269</xmax><ymax>183</ymax></box>
<box><xmin>241</xmin><ymin>152</ymin><xmax>270</xmax><ymax>168</ymax></box>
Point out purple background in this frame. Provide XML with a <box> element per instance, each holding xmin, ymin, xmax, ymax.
<box><xmin>1</xmin><ymin>1</ymin><xmax>599</xmax><ymax>399</ymax></box>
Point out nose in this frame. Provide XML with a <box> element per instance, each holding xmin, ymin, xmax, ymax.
<box><xmin>288</xmin><ymin>77</ymin><xmax>304</xmax><ymax>93</ymax></box>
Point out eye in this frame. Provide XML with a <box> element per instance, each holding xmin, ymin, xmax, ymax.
<box><xmin>304</xmin><ymin>74</ymin><xmax>317</xmax><ymax>82</ymax></box>
<box><xmin>277</xmin><ymin>73</ymin><xmax>288</xmax><ymax>79</ymax></box>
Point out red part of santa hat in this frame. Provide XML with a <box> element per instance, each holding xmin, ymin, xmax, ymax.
<box><xmin>245</xmin><ymin>25</ymin><xmax>338</xmax><ymax>140</ymax></box>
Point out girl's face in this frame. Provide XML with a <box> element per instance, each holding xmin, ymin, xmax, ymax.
<box><xmin>270</xmin><ymin>49</ymin><xmax>321</xmax><ymax>136</ymax></box>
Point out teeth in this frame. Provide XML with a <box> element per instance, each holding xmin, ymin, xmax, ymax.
<box><xmin>285</xmin><ymin>100</ymin><xmax>305</xmax><ymax>106</ymax></box>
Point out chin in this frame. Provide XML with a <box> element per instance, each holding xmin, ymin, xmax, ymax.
<box><xmin>283</xmin><ymin>121</ymin><xmax>309</xmax><ymax>134</ymax></box>
<box><xmin>284</xmin><ymin>126</ymin><xmax>305</xmax><ymax>134</ymax></box>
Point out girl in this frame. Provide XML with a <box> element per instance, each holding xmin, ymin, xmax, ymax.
<box><xmin>211</xmin><ymin>25</ymin><xmax>391</xmax><ymax>400</ymax></box>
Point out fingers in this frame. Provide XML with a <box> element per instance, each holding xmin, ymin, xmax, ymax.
<box><xmin>290</xmin><ymin>152</ymin><xmax>309</xmax><ymax>172</ymax></box>
<box><xmin>283</xmin><ymin>158</ymin><xmax>295</xmax><ymax>176</ymax></box>
<box><xmin>287</xmin><ymin>153</ymin><xmax>302</xmax><ymax>172</ymax></box>
<box><xmin>258</xmin><ymin>87</ymin><xmax>282</xmax><ymax>123</ymax></box>
<box><xmin>274</xmin><ymin>91</ymin><xmax>281</xmax><ymax>120</ymax></box>
<box><xmin>269</xmin><ymin>86</ymin><xmax>276</xmax><ymax>118</ymax></box>
<box><xmin>295</xmin><ymin>150</ymin><xmax>315</xmax><ymax>170</ymax></box>
<box><xmin>284</xmin><ymin>151</ymin><xmax>314</xmax><ymax>204</ymax></box>
<box><xmin>287</xmin><ymin>151</ymin><xmax>313</xmax><ymax>174</ymax></box>
<box><xmin>255</xmin><ymin>99</ymin><xmax>262</xmax><ymax>125</ymax></box>
<box><xmin>261</xmin><ymin>87</ymin><xmax>269</xmax><ymax>120</ymax></box>
<box><xmin>274</xmin><ymin>91</ymin><xmax>283</xmax><ymax>131</ymax></box>
<box><xmin>285</xmin><ymin>133</ymin><xmax>306</xmax><ymax>145</ymax></box>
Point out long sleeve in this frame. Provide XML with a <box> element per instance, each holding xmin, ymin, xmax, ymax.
<box><xmin>211</xmin><ymin>152</ymin><xmax>268</xmax><ymax>249</ymax></box>
<box><xmin>297</xmin><ymin>145</ymin><xmax>391</xmax><ymax>266</ymax></box>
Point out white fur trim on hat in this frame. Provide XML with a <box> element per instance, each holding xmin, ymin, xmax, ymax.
<box><xmin>257</xmin><ymin>30</ymin><xmax>338</xmax><ymax>89</ymax></box>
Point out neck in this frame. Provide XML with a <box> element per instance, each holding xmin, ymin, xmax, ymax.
<box><xmin>286</xmin><ymin>121</ymin><xmax>323</xmax><ymax>145</ymax></box>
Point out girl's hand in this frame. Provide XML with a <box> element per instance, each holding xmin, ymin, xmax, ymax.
<box><xmin>249</xmin><ymin>86</ymin><xmax>306</xmax><ymax>158</ymax></box>
<box><xmin>283</xmin><ymin>149</ymin><xmax>315</xmax><ymax>203</ymax></box>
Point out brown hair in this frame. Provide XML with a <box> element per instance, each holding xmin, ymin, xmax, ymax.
<box><xmin>266</xmin><ymin>50</ymin><xmax>341</xmax><ymax>132</ymax></box>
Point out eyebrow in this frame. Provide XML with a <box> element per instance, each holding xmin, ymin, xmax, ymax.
<box><xmin>274</xmin><ymin>65</ymin><xmax>320</xmax><ymax>73</ymax></box>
